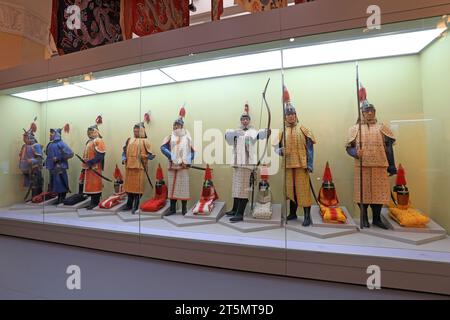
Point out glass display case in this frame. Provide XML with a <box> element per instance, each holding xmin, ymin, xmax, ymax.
<box><xmin>0</xmin><ymin>9</ymin><xmax>449</xmax><ymax>294</ymax></box>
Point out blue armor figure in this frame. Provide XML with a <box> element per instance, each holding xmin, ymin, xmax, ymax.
<box><xmin>19</xmin><ymin>118</ymin><xmax>43</xmax><ymax>200</ymax></box>
<box><xmin>45</xmin><ymin>126</ymin><xmax>74</xmax><ymax>204</ymax></box>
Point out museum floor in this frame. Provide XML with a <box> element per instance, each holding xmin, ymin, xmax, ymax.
<box><xmin>0</xmin><ymin>234</ymin><xmax>448</xmax><ymax>300</ymax></box>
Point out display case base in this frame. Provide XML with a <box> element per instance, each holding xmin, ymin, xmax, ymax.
<box><xmin>9</xmin><ymin>198</ymin><xmax>57</xmax><ymax>211</ymax></box>
<box><xmin>118</xmin><ymin>202</ymin><xmax>170</xmax><ymax>222</ymax></box>
<box><xmin>78</xmin><ymin>207</ymin><xmax>119</xmax><ymax>218</ymax></box>
<box><xmin>356</xmin><ymin>219</ymin><xmax>447</xmax><ymax>245</ymax></box>
<box><xmin>286</xmin><ymin>218</ymin><xmax>358</xmax><ymax>239</ymax></box>
<box><xmin>184</xmin><ymin>201</ymin><xmax>225</xmax><ymax>222</ymax></box>
<box><xmin>310</xmin><ymin>205</ymin><xmax>358</xmax><ymax>230</ymax></box>
<box><xmin>381</xmin><ymin>210</ymin><xmax>447</xmax><ymax>235</ymax></box>
<box><xmin>44</xmin><ymin>197</ymin><xmax>91</xmax><ymax>214</ymax></box>
<box><xmin>164</xmin><ymin>210</ymin><xmax>218</xmax><ymax>227</ymax></box>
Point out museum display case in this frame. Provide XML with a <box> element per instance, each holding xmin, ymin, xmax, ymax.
<box><xmin>0</xmin><ymin>0</ymin><xmax>449</xmax><ymax>294</ymax></box>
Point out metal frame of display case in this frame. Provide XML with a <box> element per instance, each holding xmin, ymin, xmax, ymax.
<box><xmin>1</xmin><ymin>0</ymin><xmax>450</xmax><ymax>295</ymax></box>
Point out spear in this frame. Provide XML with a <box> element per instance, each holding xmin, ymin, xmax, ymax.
<box><xmin>356</xmin><ymin>63</ymin><xmax>364</xmax><ymax>229</ymax></box>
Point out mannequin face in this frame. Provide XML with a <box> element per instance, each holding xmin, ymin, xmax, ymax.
<box><xmin>133</xmin><ymin>127</ymin><xmax>140</xmax><ymax>138</ymax></box>
<box><xmin>49</xmin><ymin>131</ymin><xmax>56</xmax><ymax>141</ymax></box>
<box><xmin>362</xmin><ymin>108</ymin><xmax>376</xmax><ymax>121</ymax></box>
<box><xmin>87</xmin><ymin>129</ymin><xmax>97</xmax><ymax>139</ymax></box>
<box><xmin>23</xmin><ymin>135</ymin><xmax>29</xmax><ymax>144</ymax></box>
<box><xmin>240</xmin><ymin>117</ymin><xmax>250</xmax><ymax>128</ymax></box>
<box><xmin>173</xmin><ymin>123</ymin><xmax>182</xmax><ymax>131</ymax></box>
<box><xmin>286</xmin><ymin>113</ymin><xmax>297</xmax><ymax>125</ymax></box>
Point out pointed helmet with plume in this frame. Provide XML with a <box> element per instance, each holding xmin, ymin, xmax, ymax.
<box><xmin>283</xmin><ymin>85</ymin><xmax>296</xmax><ymax>115</ymax></box>
<box><xmin>393</xmin><ymin>164</ymin><xmax>409</xmax><ymax>195</ymax></box>
<box><xmin>155</xmin><ymin>164</ymin><xmax>166</xmax><ymax>188</ymax></box>
<box><xmin>203</xmin><ymin>164</ymin><xmax>214</xmax><ymax>188</ymax></box>
<box><xmin>113</xmin><ymin>164</ymin><xmax>123</xmax><ymax>182</ymax></box>
<box><xmin>88</xmin><ymin>115</ymin><xmax>103</xmax><ymax>138</ymax></box>
<box><xmin>359</xmin><ymin>82</ymin><xmax>375</xmax><ymax>112</ymax></box>
<box><xmin>174</xmin><ymin>106</ymin><xmax>186</xmax><ymax>127</ymax></box>
<box><xmin>319</xmin><ymin>162</ymin><xmax>339</xmax><ymax>206</ymax></box>
<box><xmin>322</xmin><ymin>161</ymin><xmax>335</xmax><ymax>190</ymax></box>
<box><xmin>50</xmin><ymin>123</ymin><xmax>70</xmax><ymax>141</ymax></box>
<box><xmin>23</xmin><ymin>116</ymin><xmax>38</xmax><ymax>143</ymax></box>
<box><xmin>240</xmin><ymin>102</ymin><xmax>251</xmax><ymax>120</ymax></box>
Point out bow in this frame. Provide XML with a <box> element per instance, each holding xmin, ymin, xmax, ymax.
<box><xmin>250</xmin><ymin>78</ymin><xmax>272</xmax><ymax>211</ymax></box>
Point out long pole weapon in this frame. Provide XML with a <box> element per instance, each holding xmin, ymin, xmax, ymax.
<box><xmin>250</xmin><ymin>78</ymin><xmax>271</xmax><ymax>212</ymax></box>
<box><xmin>356</xmin><ymin>63</ymin><xmax>364</xmax><ymax>229</ymax></box>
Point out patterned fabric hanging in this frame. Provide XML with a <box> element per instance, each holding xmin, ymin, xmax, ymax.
<box><xmin>234</xmin><ymin>0</ymin><xmax>287</xmax><ymax>13</ymax></box>
<box><xmin>211</xmin><ymin>0</ymin><xmax>224</xmax><ymax>21</ymax></box>
<box><xmin>122</xmin><ymin>0</ymin><xmax>190</xmax><ymax>39</ymax></box>
<box><xmin>50</xmin><ymin>0</ymin><xmax>123</xmax><ymax>55</ymax></box>
<box><xmin>295</xmin><ymin>0</ymin><xmax>315</xmax><ymax>4</ymax></box>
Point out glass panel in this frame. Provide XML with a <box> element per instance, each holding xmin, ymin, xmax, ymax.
<box><xmin>41</xmin><ymin>66</ymin><xmax>142</xmax><ymax>236</ymax></box>
<box><xmin>282</xmin><ymin>16</ymin><xmax>450</xmax><ymax>253</ymax></box>
<box><xmin>137</xmin><ymin>43</ymin><xmax>286</xmax><ymax>256</ymax></box>
<box><xmin>0</xmin><ymin>14</ymin><xmax>448</xmax><ymax>265</ymax></box>
<box><xmin>0</xmin><ymin>83</ymin><xmax>46</xmax><ymax>223</ymax></box>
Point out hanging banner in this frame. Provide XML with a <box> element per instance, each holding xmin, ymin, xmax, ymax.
<box><xmin>211</xmin><ymin>0</ymin><xmax>224</xmax><ymax>21</ymax></box>
<box><xmin>234</xmin><ymin>0</ymin><xmax>287</xmax><ymax>13</ymax></box>
<box><xmin>50</xmin><ymin>0</ymin><xmax>123</xmax><ymax>55</ymax></box>
<box><xmin>122</xmin><ymin>0</ymin><xmax>190</xmax><ymax>39</ymax></box>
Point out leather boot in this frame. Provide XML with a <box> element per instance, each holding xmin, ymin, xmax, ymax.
<box><xmin>360</xmin><ymin>204</ymin><xmax>370</xmax><ymax>228</ymax></box>
<box><xmin>122</xmin><ymin>193</ymin><xmax>133</xmax><ymax>211</ymax></box>
<box><xmin>225</xmin><ymin>198</ymin><xmax>239</xmax><ymax>217</ymax></box>
<box><xmin>87</xmin><ymin>193</ymin><xmax>101</xmax><ymax>210</ymax></box>
<box><xmin>371</xmin><ymin>204</ymin><xmax>388</xmax><ymax>229</ymax></box>
<box><xmin>287</xmin><ymin>201</ymin><xmax>298</xmax><ymax>221</ymax></box>
<box><xmin>131</xmin><ymin>194</ymin><xmax>140</xmax><ymax>215</ymax></box>
<box><xmin>166</xmin><ymin>199</ymin><xmax>177</xmax><ymax>216</ymax></box>
<box><xmin>230</xmin><ymin>199</ymin><xmax>247</xmax><ymax>223</ymax></box>
<box><xmin>181</xmin><ymin>200</ymin><xmax>188</xmax><ymax>215</ymax></box>
<box><xmin>302</xmin><ymin>206</ymin><xmax>312</xmax><ymax>227</ymax></box>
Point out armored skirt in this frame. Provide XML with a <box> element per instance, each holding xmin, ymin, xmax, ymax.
<box><xmin>232</xmin><ymin>167</ymin><xmax>252</xmax><ymax>199</ymax></box>
<box><xmin>124</xmin><ymin>168</ymin><xmax>145</xmax><ymax>194</ymax></box>
<box><xmin>168</xmin><ymin>168</ymin><xmax>190</xmax><ymax>200</ymax></box>
<box><xmin>286</xmin><ymin>168</ymin><xmax>312</xmax><ymax>207</ymax></box>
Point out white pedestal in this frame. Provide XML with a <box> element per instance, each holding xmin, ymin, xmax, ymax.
<box><xmin>118</xmin><ymin>202</ymin><xmax>170</xmax><ymax>222</ymax></box>
<box><xmin>356</xmin><ymin>218</ymin><xmax>447</xmax><ymax>245</ymax></box>
<box><xmin>9</xmin><ymin>198</ymin><xmax>57</xmax><ymax>211</ymax></box>
<box><xmin>44</xmin><ymin>197</ymin><xmax>91</xmax><ymax>214</ymax></box>
<box><xmin>310</xmin><ymin>205</ymin><xmax>358</xmax><ymax>230</ymax></box>
<box><xmin>218</xmin><ymin>204</ymin><xmax>282</xmax><ymax>233</ymax></box>
<box><xmin>286</xmin><ymin>217</ymin><xmax>358</xmax><ymax>239</ymax></box>
<box><xmin>381</xmin><ymin>209</ymin><xmax>447</xmax><ymax>235</ymax></box>
<box><xmin>77</xmin><ymin>202</ymin><xmax>126</xmax><ymax>218</ymax></box>
<box><xmin>163</xmin><ymin>203</ymin><xmax>221</xmax><ymax>227</ymax></box>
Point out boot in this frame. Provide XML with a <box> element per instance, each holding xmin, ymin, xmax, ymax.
<box><xmin>230</xmin><ymin>199</ymin><xmax>247</xmax><ymax>223</ymax></box>
<box><xmin>225</xmin><ymin>198</ymin><xmax>239</xmax><ymax>217</ymax></box>
<box><xmin>122</xmin><ymin>193</ymin><xmax>133</xmax><ymax>211</ymax></box>
<box><xmin>371</xmin><ymin>204</ymin><xmax>388</xmax><ymax>229</ymax></box>
<box><xmin>56</xmin><ymin>194</ymin><xmax>62</xmax><ymax>205</ymax></box>
<box><xmin>359</xmin><ymin>204</ymin><xmax>370</xmax><ymax>228</ymax></box>
<box><xmin>181</xmin><ymin>200</ymin><xmax>188</xmax><ymax>215</ymax></box>
<box><xmin>165</xmin><ymin>199</ymin><xmax>177</xmax><ymax>216</ymax></box>
<box><xmin>61</xmin><ymin>193</ymin><xmax>67</xmax><ymax>202</ymax></box>
<box><xmin>302</xmin><ymin>206</ymin><xmax>312</xmax><ymax>227</ymax></box>
<box><xmin>287</xmin><ymin>201</ymin><xmax>298</xmax><ymax>221</ymax></box>
<box><xmin>131</xmin><ymin>195</ymin><xmax>141</xmax><ymax>215</ymax></box>
<box><xmin>86</xmin><ymin>193</ymin><xmax>101</xmax><ymax>210</ymax></box>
